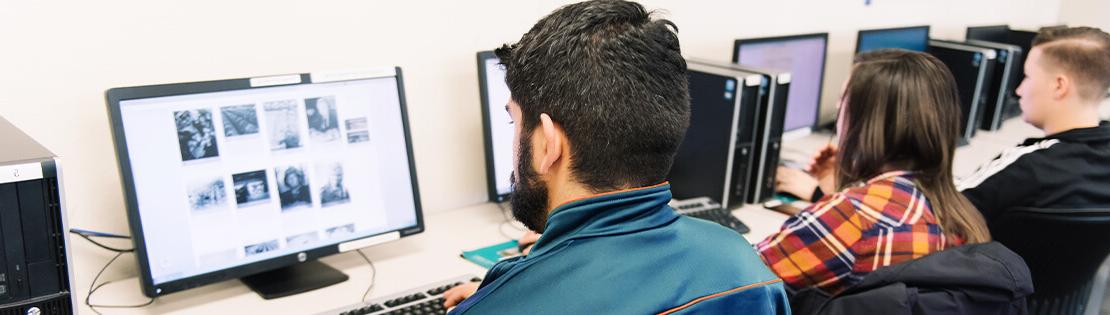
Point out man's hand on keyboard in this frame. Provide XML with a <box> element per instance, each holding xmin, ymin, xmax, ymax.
<box><xmin>443</xmin><ymin>282</ymin><xmax>480</xmax><ymax>309</ymax></box>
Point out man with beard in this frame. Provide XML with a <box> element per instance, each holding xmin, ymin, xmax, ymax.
<box><xmin>442</xmin><ymin>1</ymin><xmax>789</xmax><ymax>314</ymax></box>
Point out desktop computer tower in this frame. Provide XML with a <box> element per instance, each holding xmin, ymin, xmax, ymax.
<box><xmin>961</xmin><ymin>40</ymin><xmax>1022</xmax><ymax>131</ymax></box>
<box><xmin>669</xmin><ymin>61</ymin><xmax>763</xmax><ymax>208</ymax></box>
<box><xmin>744</xmin><ymin>67</ymin><xmax>789</xmax><ymax>205</ymax></box>
<box><xmin>966</xmin><ymin>26</ymin><xmax>1034</xmax><ymax>128</ymax></box>
<box><xmin>687</xmin><ymin>60</ymin><xmax>790</xmax><ymax>205</ymax></box>
<box><xmin>927</xmin><ymin>40</ymin><xmax>996</xmax><ymax>144</ymax></box>
<box><xmin>0</xmin><ymin>116</ymin><xmax>75</xmax><ymax>315</ymax></box>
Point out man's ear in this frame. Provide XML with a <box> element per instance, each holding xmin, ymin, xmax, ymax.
<box><xmin>537</xmin><ymin>113</ymin><xmax>563</xmax><ymax>174</ymax></box>
<box><xmin>1054</xmin><ymin>73</ymin><xmax>1071</xmax><ymax>100</ymax></box>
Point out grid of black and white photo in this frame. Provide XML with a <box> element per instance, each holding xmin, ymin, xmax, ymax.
<box><xmin>174</xmin><ymin>109</ymin><xmax>220</xmax><ymax>161</ymax></box>
<box><xmin>170</xmin><ymin>95</ymin><xmax>376</xmax><ymax>260</ymax></box>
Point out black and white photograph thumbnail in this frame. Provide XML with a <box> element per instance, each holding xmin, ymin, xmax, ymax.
<box><xmin>187</xmin><ymin>176</ymin><xmax>228</xmax><ymax>213</ymax></box>
<box><xmin>232</xmin><ymin>170</ymin><xmax>270</xmax><ymax>207</ymax></box>
<box><xmin>264</xmin><ymin>100</ymin><xmax>303</xmax><ymax>151</ymax></box>
<box><xmin>174</xmin><ymin>109</ymin><xmax>220</xmax><ymax>161</ymax></box>
<box><xmin>305</xmin><ymin>96</ymin><xmax>341</xmax><ymax>143</ymax></box>
<box><xmin>221</xmin><ymin>104</ymin><xmax>260</xmax><ymax>137</ymax></box>
<box><xmin>275</xmin><ymin>164</ymin><xmax>312</xmax><ymax>210</ymax></box>
<box><xmin>285</xmin><ymin>231</ymin><xmax>320</xmax><ymax>248</ymax></box>
<box><xmin>325</xmin><ymin>223</ymin><xmax>356</xmax><ymax>239</ymax></box>
<box><xmin>317</xmin><ymin>162</ymin><xmax>350</xmax><ymax>207</ymax></box>
<box><xmin>345</xmin><ymin>117</ymin><xmax>370</xmax><ymax>144</ymax></box>
<box><xmin>244</xmin><ymin>240</ymin><xmax>280</xmax><ymax>257</ymax></box>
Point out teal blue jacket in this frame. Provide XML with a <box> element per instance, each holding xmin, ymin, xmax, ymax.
<box><xmin>449</xmin><ymin>184</ymin><xmax>790</xmax><ymax>314</ymax></box>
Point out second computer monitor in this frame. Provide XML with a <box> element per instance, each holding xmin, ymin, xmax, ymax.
<box><xmin>857</xmin><ymin>26</ymin><xmax>930</xmax><ymax>53</ymax></box>
<box><xmin>733</xmin><ymin>33</ymin><xmax>827</xmax><ymax>139</ymax></box>
<box><xmin>477</xmin><ymin>51</ymin><xmax>514</xmax><ymax>202</ymax></box>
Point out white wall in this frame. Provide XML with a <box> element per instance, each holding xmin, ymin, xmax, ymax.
<box><xmin>0</xmin><ymin>0</ymin><xmax>1059</xmax><ymax>306</ymax></box>
<box><xmin>1058</xmin><ymin>0</ymin><xmax>1110</xmax><ymax>30</ymax></box>
<box><xmin>1056</xmin><ymin>0</ymin><xmax>1110</xmax><ymax>114</ymax></box>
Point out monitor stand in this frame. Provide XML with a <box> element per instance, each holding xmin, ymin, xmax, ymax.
<box><xmin>241</xmin><ymin>260</ymin><xmax>349</xmax><ymax>299</ymax></box>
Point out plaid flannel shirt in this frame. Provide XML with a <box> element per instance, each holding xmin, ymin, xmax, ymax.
<box><xmin>756</xmin><ymin>171</ymin><xmax>961</xmax><ymax>294</ymax></box>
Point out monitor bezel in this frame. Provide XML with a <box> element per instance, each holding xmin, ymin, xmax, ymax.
<box><xmin>966</xmin><ymin>25</ymin><xmax>1011</xmax><ymax>43</ymax></box>
<box><xmin>477</xmin><ymin>51</ymin><xmax>511</xmax><ymax>203</ymax></box>
<box><xmin>104</xmin><ymin>67</ymin><xmax>425</xmax><ymax>297</ymax></box>
<box><xmin>855</xmin><ymin>25</ymin><xmax>931</xmax><ymax>53</ymax></box>
<box><xmin>732</xmin><ymin>32</ymin><xmax>829</xmax><ymax>135</ymax></box>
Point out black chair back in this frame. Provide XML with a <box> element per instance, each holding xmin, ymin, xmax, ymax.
<box><xmin>989</xmin><ymin>207</ymin><xmax>1110</xmax><ymax>315</ymax></box>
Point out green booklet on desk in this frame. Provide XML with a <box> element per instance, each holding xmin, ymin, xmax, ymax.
<box><xmin>461</xmin><ymin>240</ymin><xmax>521</xmax><ymax>269</ymax></box>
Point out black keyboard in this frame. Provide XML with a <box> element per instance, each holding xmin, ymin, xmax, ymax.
<box><xmin>318</xmin><ymin>275</ymin><xmax>480</xmax><ymax>315</ymax></box>
<box><xmin>686</xmin><ymin>207</ymin><xmax>750</xmax><ymax>234</ymax></box>
<box><xmin>673</xmin><ymin>198</ymin><xmax>751</xmax><ymax>235</ymax></box>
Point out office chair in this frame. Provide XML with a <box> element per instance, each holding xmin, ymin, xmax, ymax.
<box><xmin>989</xmin><ymin>207</ymin><xmax>1110</xmax><ymax>315</ymax></box>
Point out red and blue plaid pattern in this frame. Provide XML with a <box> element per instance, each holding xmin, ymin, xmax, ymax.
<box><xmin>756</xmin><ymin>171</ymin><xmax>959</xmax><ymax>294</ymax></box>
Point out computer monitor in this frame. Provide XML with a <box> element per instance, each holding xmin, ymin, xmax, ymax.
<box><xmin>966</xmin><ymin>25</ymin><xmax>1039</xmax><ymax>67</ymax></box>
<box><xmin>734</xmin><ymin>33</ymin><xmax>827</xmax><ymax>139</ymax></box>
<box><xmin>106</xmin><ymin>67</ymin><xmax>423</xmax><ymax>299</ymax></box>
<box><xmin>477</xmin><ymin>51</ymin><xmax>513</xmax><ymax>202</ymax></box>
<box><xmin>856</xmin><ymin>26</ymin><xmax>930</xmax><ymax>53</ymax></box>
<box><xmin>966</xmin><ymin>25</ymin><xmax>1011</xmax><ymax>45</ymax></box>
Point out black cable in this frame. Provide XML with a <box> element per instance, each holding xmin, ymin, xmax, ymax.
<box><xmin>356</xmin><ymin>249</ymin><xmax>376</xmax><ymax>302</ymax></box>
<box><xmin>71</xmin><ymin>228</ymin><xmax>156</xmax><ymax>314</ymax></box>
<box><xmin>84</xmin><ymin>252</ymin><xmax>156</xmax><ymax>315</ymax></box>
<box><xmin>75</xmin><ymin>233</ymin><xmax>134</xmax><ymax>253</ymax></box>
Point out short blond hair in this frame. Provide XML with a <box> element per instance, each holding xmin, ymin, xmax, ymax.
<box><xmin>1033</xmin><ymin>27</ymin><xmax>1110</xmax><ymax>101</ymax></box>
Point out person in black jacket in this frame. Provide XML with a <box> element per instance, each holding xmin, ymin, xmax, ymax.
<box><xmin>958</xmin><ymin>27</ymin><xmax>1110</xmax><ymax>219</ymax></box>
<box><xmin>789</xmin><ymin>242</ymin><xmax>1033</xmax><ymax>314</ymax></box>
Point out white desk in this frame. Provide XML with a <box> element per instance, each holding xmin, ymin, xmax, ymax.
<box><xmin>75</xmin><ymin>119</ymin><xmax>1042</xmax><ymax>314</ymax></box>
<box><xmin>76</xmin><ymin>200</ymin><xmax>792</xmax><ymax>314</ymax></box>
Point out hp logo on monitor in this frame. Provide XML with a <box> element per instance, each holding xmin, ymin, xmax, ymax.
<box><xmin>297</xmin><ymin>252</ymin><xmax>307</xmax><ymax>262</ymax></box>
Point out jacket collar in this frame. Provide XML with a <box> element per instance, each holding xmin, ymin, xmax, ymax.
<box><xmin>526</xmin><ymin>182</ymin><xmax>678</xmax><ymax>257</ymax></box>
<box><xmin>1024</xmin><ymin>121</ymin><xmax>1110</xmax><ymax>145</ymax></box>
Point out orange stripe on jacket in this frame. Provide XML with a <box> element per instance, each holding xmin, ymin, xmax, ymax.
<box><xmin>656</xmin><ymin>279</ymin><xmax>783</xmax><ymax>315</ymax></box>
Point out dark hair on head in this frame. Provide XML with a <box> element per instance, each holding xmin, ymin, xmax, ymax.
<box><xmin>494</xmin><ymin>0</ymin><xmax>689</xmax><ymax>192</ymax></box>
<box><xmin>1032</xmin><ymin>26</ymin><xmax>1110</xmax><ymax>100</ymax></box>
<box><xmin>839</xmin><ymin>49</ymin><xmax>990</xmax><ymax>244</ymax></box>
<box><xmin>284</xmin><ymin>167</ymin><xmax>303</xmax><ymax>185</ymax></box>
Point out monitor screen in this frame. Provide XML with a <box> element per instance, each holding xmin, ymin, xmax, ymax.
<box><xmin>1008</xmin><ymin>30</ymin><xmax>1038</xmax><ymax>55</ymax></box>
<box><xmin>966</xmin><ymin>25</ymin><xmax>1010</xmax><ymax>44</ymax></box>
<box><xmin>478</xmin><ymin>52</ymin><xmax>514</xmax><ymax>201</ymax></box>
<box><xmin>735</xmin><ymin>34</ymin><xmax>827</xmax><ymax>134</ymax></box>
<box><xmin>111</xmin><ymin>69</ymin><xmax>420</xmax><ymax>289</ymax></box>
<box><xmin>857</xmin><ymin>26</ymin><xmax>929</xmax><ymax>53</ymax></box>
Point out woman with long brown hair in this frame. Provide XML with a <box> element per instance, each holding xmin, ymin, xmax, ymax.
<box><xmin>756</xmin><ymin>49</ymin><xmax>991</xmax><ymax>294</ymax></box>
